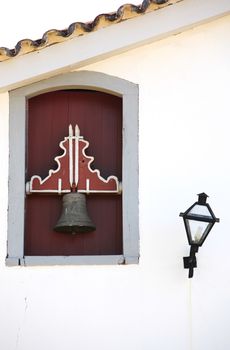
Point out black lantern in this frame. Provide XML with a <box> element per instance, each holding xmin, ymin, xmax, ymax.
<box><xmin>180</xmin><ymin>193</ymin><xmax>219</xmax><ymax>278</ymax></box>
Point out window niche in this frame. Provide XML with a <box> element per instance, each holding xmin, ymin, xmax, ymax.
<box><xmin>7</xmin><ymin>71</ymin><xmax>139</xmax><ymax>266</ymax></box>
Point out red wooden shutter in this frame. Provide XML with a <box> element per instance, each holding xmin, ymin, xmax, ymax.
<box><xmin>25</xmin><ymin>90</ymin><xmax>122</xmax><ymax>256</ymax></box>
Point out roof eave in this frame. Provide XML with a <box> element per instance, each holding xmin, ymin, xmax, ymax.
<box><xmin>0</xmin><ymin>0</ymin><xmax>229</xmax><ymax>93</ymax></box>
<box><xmin>0</xmin><ymin>0</ymin><xmax>174</xmax><ymax>63</ymax></box>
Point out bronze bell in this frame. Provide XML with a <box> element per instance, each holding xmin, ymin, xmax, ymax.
<box><xmin>54</xmin><ymin>192</ymin><xmax>96</xmax><ymax>233</ymax></box>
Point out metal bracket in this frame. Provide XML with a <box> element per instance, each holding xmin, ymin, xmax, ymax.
<box><xmin>183</xmin><ymin>245</ymin><xmax>199</xmax><ymax>278</ymax></box>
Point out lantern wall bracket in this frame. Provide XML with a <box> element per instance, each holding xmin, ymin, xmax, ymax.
<box><xmin>183</xmin><ymin>244</ymin><xmax>199</xmax><ymax>279</ymax></box>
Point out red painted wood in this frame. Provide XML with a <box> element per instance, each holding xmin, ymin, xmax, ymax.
<box><xmin>29</xmin><ymin>137</ymin><xmax>119</xmax><ymax>193</ymax></box>
<box><xmin>25</xmin><ymin>90</ymin><xmax>122</xmax><ymax>256</ymax></box>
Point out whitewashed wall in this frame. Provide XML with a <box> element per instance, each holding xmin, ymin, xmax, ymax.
<box><xmin>0</xmin><ymin>15</ymin><xmax>230</xmax><ymax>350</ymax></box>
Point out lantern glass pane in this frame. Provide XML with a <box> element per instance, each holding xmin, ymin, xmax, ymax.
<box><xmin>186</xmin><ymin>219</ymin><xmax>209</xmax><ymax>244</ymax></box>
<box><xmin>188</xmin><ymin>204</ymin><xmax>212</xmax><ymax>219</ymax></box>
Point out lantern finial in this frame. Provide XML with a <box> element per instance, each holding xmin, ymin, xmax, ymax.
<box><xmin>197</xmin><ymin>192</ymin><xmax>208</xmax><ymax>205</ymax></box>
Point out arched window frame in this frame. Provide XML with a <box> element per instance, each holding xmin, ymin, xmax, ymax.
<box><xmin>7</xmin><ymin>71</ymin><xmax>139</xmax><ymax>266</ymax></box>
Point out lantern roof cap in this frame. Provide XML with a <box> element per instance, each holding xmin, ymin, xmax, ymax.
<box><xmin>197</xmin><ymin>192</ymin><xmax>208</xmax><ymax>204</ymax></box>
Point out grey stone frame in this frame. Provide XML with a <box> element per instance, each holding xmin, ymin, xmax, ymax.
<box><xmin>6</xmin><ymin>71</ymin><xmax>139</xmax><ymax>266</ymax></box>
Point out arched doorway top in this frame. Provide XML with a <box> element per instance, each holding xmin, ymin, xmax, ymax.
<box><xmin>14</xmin><ymin>70</ymin><xmax>138</xmax><ymax>99</ymax></box>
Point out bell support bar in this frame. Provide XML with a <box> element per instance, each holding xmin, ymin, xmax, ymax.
<box><xmin>26</xmin><ymin>124</ymin><xmax>121</xmax><ymax>195</ymax></box>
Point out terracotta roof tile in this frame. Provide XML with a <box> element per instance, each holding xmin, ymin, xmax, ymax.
<box><xmin>0</xmin><ymin>0</ymin><xmax>179</xmax><ymax>62</ymax></box>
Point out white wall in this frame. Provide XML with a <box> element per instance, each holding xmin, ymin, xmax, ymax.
<box><xmin>0</xmin><ymin>15</ymin><xmax>230</xmax><ymax>350</ymax></box>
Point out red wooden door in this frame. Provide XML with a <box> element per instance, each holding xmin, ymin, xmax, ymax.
<box><xmin>25</xmin><ymin>90</ymin><xmax>122</xmax><ymax>256</ymax></box>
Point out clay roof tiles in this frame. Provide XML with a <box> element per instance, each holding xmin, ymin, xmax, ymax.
<box><xmin>0</xmin><ymin>0</ymin><xmax>179</xmax><ymax>62</ymax></box>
